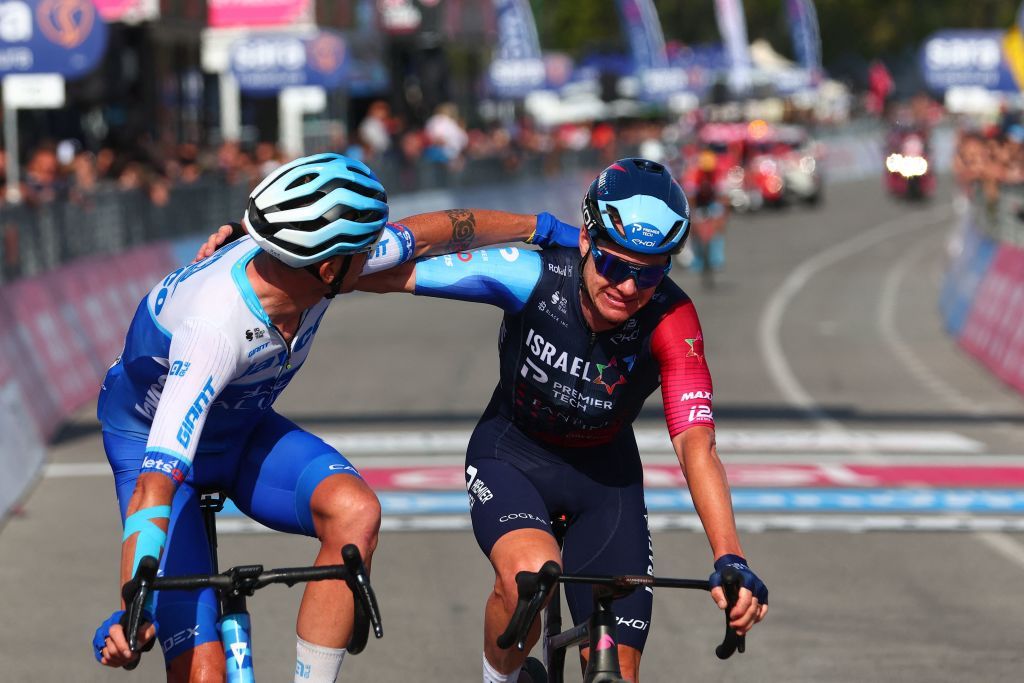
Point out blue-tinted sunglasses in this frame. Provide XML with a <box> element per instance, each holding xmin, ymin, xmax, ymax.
<box><xmin>590</xmin><ymin>244</ymin><xmax>671</xmax><ymax>289</ymax></box>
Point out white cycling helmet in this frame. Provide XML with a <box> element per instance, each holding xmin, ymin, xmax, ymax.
<box><xmin>243</xmin><ymin>153</ymin><xmax>388</xmax><ymax>268</ymax></box>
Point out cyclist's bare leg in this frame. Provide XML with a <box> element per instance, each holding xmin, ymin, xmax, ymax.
<box><xmin>580</xmin><ymin>644</ymin><xmax>641</xmax><ymax>682</ymax></box>
<box><xmin>297</xmin><ymin>474</ymin><xmax>382</xmax><ymax>647</ymax></box>
<box><xmin>484</xmin><ymin>529</ymin><xmax>562</xmax><ymax>675</ymax></box>
<box><xmin>166</xmin><ymin>642</ymin><xmax>224</xmax><ymax>683</ymax></box>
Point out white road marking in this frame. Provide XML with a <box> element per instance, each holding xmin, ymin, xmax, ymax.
<box><xmin>757</xmin><ymin>203</ymin><xmax>954</xmax><ymax>432</ymax></box>
<box><xmin>213</xmin><ymin>515</ymin><xmax>1024</xmax><ymax>536</ymax></box>
<box><xmin>877</xmin><ymin>238</ymin><xmax>1024</xmax><ymax>438</ymax></box>
<box><xmin>974</xmin><ymin>532</ymin><xmax>1024</xmax><ymax>570</ymax></box>
<box><xmin>319</xmin><ymin>428</ymin><xmax>981</xmax><ymax>455</ymax></box>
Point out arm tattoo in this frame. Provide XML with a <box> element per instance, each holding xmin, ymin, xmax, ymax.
<box><xmin>445</xmin><ymin>209</ymin><xmax>477</xmax><ymax>251</ymax></box>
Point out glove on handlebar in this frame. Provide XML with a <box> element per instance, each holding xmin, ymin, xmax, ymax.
<box><xmin>709</xmin><ymin>554</ymin><xmax>768</xmax><ymax>605</ymax></box>
<box><xmin>92</xmin><ymin>609</ymin><xmax>157</xmax><ymax>663</ymax></box>
<box><xmin>533</xmin><ymin>213</ymin><xmax>581</xmax><ymax>248</ymax></box>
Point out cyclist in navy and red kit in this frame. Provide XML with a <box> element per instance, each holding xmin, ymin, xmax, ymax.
<box><xmin>360</xmin><ymin>158</ymin><xmax>768</xmax><ymax>682</ymax></box>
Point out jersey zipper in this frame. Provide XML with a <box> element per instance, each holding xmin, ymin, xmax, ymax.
<box><xmin>269</xmin><ymin>309</ymin><xmax>307</xmax><ymax>376</ymax></box>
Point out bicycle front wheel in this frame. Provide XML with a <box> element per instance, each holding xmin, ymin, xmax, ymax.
<box><xmin>517</xmin><ymin>657</ymin><xmax>548</xmax><ymax>683</ymax></box>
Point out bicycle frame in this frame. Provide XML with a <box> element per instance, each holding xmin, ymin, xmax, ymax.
<box><xmin>497</xmin><ymin>518</ymin><xmax>743</xmax><ymax>682</ymax></box>
<box><xmin>120</xmin><ymin>491</ymin><xmax>382</xmax><ymax>681</ymax></box>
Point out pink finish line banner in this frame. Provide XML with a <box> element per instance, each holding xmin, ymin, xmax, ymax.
<box><xmin>208</xmin><ymin>0</ymin><xmax>309</xmax><ymax>28</ymax></box>
<box><xmin>358</xmin><ymin>463</ymin><xmax>1024</xmax><ymax>491</ymax></box>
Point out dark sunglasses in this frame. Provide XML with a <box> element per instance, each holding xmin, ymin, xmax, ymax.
<box><xmin>590</xmin><ymin>244</ymin><xmax>671</xmax><ymax>289</ymax></box>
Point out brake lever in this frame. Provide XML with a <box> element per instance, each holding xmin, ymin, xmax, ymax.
<box><xmin>119</xmin><ymin>555</ymin><xmax>159</xmax><ymax>668</ymax></box>
<box><xmin>341</xmin><ymin>544</ymin><xmax>383</xmax><ymax>639</ymax></box>
<box><xmin>715</xmin><ymin>566</ymin><xmax>745</xmax><ymax>659</ymax></box>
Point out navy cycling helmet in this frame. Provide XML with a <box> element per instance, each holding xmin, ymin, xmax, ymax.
<box><xmin>582</xmin><ymin>158</ymin><xmax>690</xmax><ymax>255</ymax></box>
<box><xmin>244</xmin><ymin>153</ymin><xmax>388</xmax><ymax>268</ymax></box>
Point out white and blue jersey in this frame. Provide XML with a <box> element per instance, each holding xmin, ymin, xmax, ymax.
<box><xmin>99</xmin><ymin>224</ymin><xmax>414</xmax><ymax>664</ymax></box>
<box><xmin>99</xmin><ymin>225</ymin><xmax>414</xmax><ymax>478</ymax></box>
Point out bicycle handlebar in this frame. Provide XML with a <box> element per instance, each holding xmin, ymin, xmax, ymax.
<box><xmin>496</xmin><ymin>564</ymin><xmax>746</xmax><ymax>660</ymax></box>
<box><xmin>496</xmin><ymin>560</ymin><xmax>562</xmax><ymax>650</ymax></box>
<box><xmin>119</xmin><ymin>544</ymin><xmax>383</xmax><ymax>666</ymax></box>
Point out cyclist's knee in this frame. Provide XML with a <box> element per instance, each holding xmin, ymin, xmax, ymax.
<box><xmin>310</xmin><ymin>476</ymin><xmax>381</xmax><ymax>547</ymax></box>
<box><xmin>490</xmin><ymin>530</ymin><xmax>560</xmax><ymax>612</ymax></box>
<box><xmin>166</xmin><ymin>642</ymin><xmax>224</xmax><ymax>683</ymax></box>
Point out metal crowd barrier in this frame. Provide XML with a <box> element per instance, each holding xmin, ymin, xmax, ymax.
<box><xmin>0</xmin><ymin>150</ymin><xmax>605</xmax><ymax>285</ymax></box>
<box><xmin>968</xmin><ymin>182</ymin><xmax>1024</xmax><ymax>247</ymax></box>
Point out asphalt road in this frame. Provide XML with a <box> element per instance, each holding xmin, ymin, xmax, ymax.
<box><xmin>2</xmin><ymin>174</ymin><xmax>1023</xmax><ymax>682</ymax></box>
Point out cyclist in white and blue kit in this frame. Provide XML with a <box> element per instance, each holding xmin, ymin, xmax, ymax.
<box><xmin>92</xmin><ymin>153</ymin><xmax>546</xmax><ymax>682</ymax></box>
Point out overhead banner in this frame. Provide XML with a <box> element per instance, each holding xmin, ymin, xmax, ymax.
<box><xmin>92</xmin><ymin>0</ymin><xmax>158</xmax><ymax>23</ymax></box>
<box><xmin>614</xmin><ymin>0</ymin><xmax>687</xmax><ymax>99</ymax></box>
<box><xmin>784</xmin><ymin>0</ymin><xmax>822</xmax><ymax>82</ymax></box>
<box><xmin>920</xmin><ymin>30</ymin><xmax>1020</xmax><ymax>93</ymax></box>
<box><xmin>230</xmin><ymin>31</ymin><xmax>347</xmax><ymax>95</ymax></box>
<box><xmin>208</xmin><ymin>0</ymin><xmax>309</xmax><ymax>28</ymax></box>
<box><xmin>714</xmin><ymin>0</ymin><xmax>753</xmax><ymax>94</ymax></box>
<box><xmin>0</xmin><ymin>0</ymin><xmax>108</xmax><ymax>78</ymax></box>
<box><xmin>487</xmin><ymin>0</ymin><xmax>545</xmax><ymax>98</ymax></box>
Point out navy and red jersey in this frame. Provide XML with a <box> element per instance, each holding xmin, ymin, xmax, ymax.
<box><xmin>414</xmin><ymin>241</ymin><xmax>714</xmax><ymax>448</ymax></box>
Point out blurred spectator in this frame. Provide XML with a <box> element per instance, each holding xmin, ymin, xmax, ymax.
<box><xmin>23</xmin><ymin>146</ymin><xmax>61</xmax><ymax>205</ymax></box>
<box><xmin>425</xmin><ymin>103</ymin><xmax>469</xmax><ymax>167</ymax></box>
<box><xmin>358</xmin><ymin>100</ymin><xmax>393</xmax><ymax>162</ymax></box>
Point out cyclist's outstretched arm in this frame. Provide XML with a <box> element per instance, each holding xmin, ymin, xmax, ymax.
<box><xmin>194</xmin><ymin>212</ymin><xmax>579</xmax><ymax>263</ymax></box>
<box><xmin>357</xmin><ymin>245</ymin><xmax>543</xmax><ymax>313</ymax></box>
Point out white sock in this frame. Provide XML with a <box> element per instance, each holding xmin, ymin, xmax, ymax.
<box><xmin>295</xmin><ymin>636</ymin><xmax>346</xmax><ymax>682</ymax></box>
<box><xmin>483</xmin><ymin>651</ymin><xmax>512</xmax><ymax>683</ymax></box>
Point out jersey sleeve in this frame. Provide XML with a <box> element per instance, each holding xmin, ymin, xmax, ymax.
<box><xmin>361</xmin><ymin>223</ymin><xmax>416</xmax><ymax>276</ymax></box>
<box><xmin>650</xmin><ymin>299</ymin><xmax>715</xmax><ymax>438</ymax></box>
<box><xmin>141</xmin><ymin>318</ymin><xmax>239</xmax><ymax>482</ymax></box>
<box><xmin>413</xmin><ymin>246</ymin><xmax>542</xmax><ymax>313</ymax></box>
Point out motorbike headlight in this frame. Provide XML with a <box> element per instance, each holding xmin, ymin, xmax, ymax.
<box><xmin>799</xmin><ymin>156</ymin><xmax>816</xmax><ymax>174</ymax></box>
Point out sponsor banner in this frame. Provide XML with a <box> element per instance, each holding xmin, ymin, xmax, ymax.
<box><xmin>355</xmin><ymin>463</ymin><xmax>1024</xmax><ymax>491</ymax></box>
<box><xmin>92</xmin><ymin>0</ymin><xmax>158</xmax><ymax>23</ymax></box>
<box><xmin>958</xmin><ymin>241</ymin><xmax>1024</xmax><ymax>394</ymax></box>
<box><xmin>919</xmin><ymin>30</ymin><xmax>1021</xmax><ymax>93</ymax></box>
<box><xmin>229</xmin><ymin>31</ymin><xmax>347</xmax><ymax>95</ymax></box>
<box><xmin>713</xmin><ymin>0</ymin><xmax>753</xmax><ymax>93</ymax></box>
<box><xmin>784</xmin><ymin>0</ymin><xmax>822</xmax><ymax>81</ymax></box>
<box><xmin>0</xmin><ymin>0</ymin><xmax>109</xmax><ymax>78</ymax></box>
<box><xmin>208</xmin><ymin>0</ymin><xmax>309</xmax><ymax>28</ymax></box>
<box><xmin>0</xmin><ymin>241</ymin><xmax>175</xmax><ymax>438</ymax></box>
<box><xmin>488</xmin><ymin>0</ymin><xmax>545</xmax><ymax>97</ymax></box>
<box><xmin>615</xmin><ymin>0</ymin><xmax>668</xmax><ymax>70</ymax></box>
<box><xmin>940</xmin><ymin>217</ymin><xmax>999</xmax><ymax>336</ymax></box>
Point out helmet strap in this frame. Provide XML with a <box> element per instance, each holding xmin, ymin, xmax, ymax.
<box><xmin>324</xmin><ymin>255</ymin><xmax>355</xmax><ymax>300</ymax></box>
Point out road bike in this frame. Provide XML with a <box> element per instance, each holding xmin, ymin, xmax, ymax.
<box><xmin>119</xmin><ymin>491</ymin><xmax>383</xmax><ymax>680</ymax></box>
<box><xmin>497</xmin><ymin>516</ymin><xmax>744</xmax><ymax>683</ymax></box>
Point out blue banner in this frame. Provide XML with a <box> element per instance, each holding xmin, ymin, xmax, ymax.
<box><xmin>615</xmin><ymin>0</ymin><xmax>668</xmax><ymax>70</ymax></box>
<box><xmin>613</xmin><ymin>0</ymin><xmax>687</xmax><ymax>100</ymax></box>
<box><xmin>230</xmin><ymin>31</ymin><xmax>347</xmax><ymax>96</ymax></box>
<box><xmin>714</xmin><ymin>0</ymin><xmax>753</xmax><ymax>94</ymax></box>
<box><xmin>784</xmin><ymin>0</ymin><xmax>822</xmax><ymax>80</ymax></box>
<box><xmin>920</xmin><ymin>30</ymin><xmax>1019</xmax><ymax>93</ymax></box>
<box><xmin>488</xmin><ymin>0</ymin><xmax>545</xmax><ymax>98</ymax></box>
<box><xmin>0</xmin><ymin>0</ymin><xmax>108</xmax><ymax>78</ymax></box>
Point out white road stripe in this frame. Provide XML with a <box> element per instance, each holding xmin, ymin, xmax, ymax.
<box><xmin>45</xmin><ymin>452</ymin><xmax>1024</xmax><ymax>477</ymax></box>
<box><xmin>877</xmin><ymin>240</ymin><xmax>1024</xmax><ymax>438</ymax></box>
<box><xmin>213</xmin><ymin>515</ymin><xmax>1024</xmax><ymax>536</ymax></box>
<box><xmin>757</xmin><ymin>203</ymin><xmax>953</xmax><ymax>434</ymax></box>
<box><xmin>319</xmin><ymin>428</ymin><xmax>981</xmax><ymax>455</ymax></box>
<box><xmin>974</xmin><ymin>532</ymin><xmax>1024</xmax><ymax>570</ymax></box>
